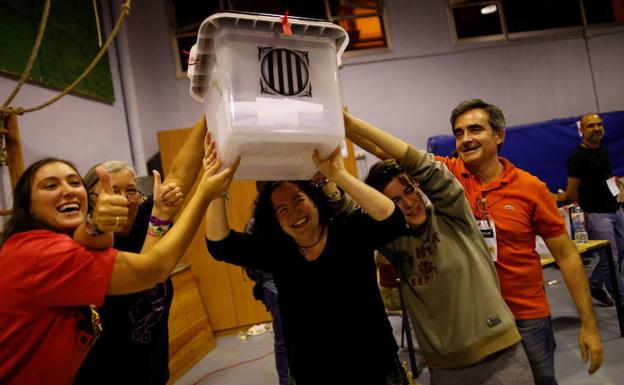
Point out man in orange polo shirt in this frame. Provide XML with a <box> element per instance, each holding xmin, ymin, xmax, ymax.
<box><xmin>436</xmin><ymin>99</ymin><xmax>602</xmax><ymax>385</ymax></box>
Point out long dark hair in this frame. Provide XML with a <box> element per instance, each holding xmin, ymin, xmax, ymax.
<box><xmin>251</xmin><ymin>180</ymin><xmax>332</xmax><ymax>244</ymax></box>
<box><xmin>1</xmin><ymin>158</ymin><xmax>84</xmax><ymax>245</ymax></box>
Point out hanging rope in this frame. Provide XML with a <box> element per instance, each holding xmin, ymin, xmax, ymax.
<box><xmin>0</xmin><ymin>0</ymin><xmax>132</xmax><ymax>116</ymax></box>
<box><xmin>93</xmin><ymin>0</ymin><xmax>104</xmax><ymax>48</ymax></box>
<box><xmin>0</xmin><ymin>0</ymin><xmax>132</xmax><ymax>216</ymax></box>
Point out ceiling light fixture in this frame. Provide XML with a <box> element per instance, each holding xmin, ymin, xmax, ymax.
<box><xmin>481</xmin><ymin>4</ymin><xmax>498</xmax><ymax>15</ymax></box>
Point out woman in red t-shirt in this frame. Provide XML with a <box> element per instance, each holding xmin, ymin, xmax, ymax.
<box><xmin>0</xmin><ymin>139</ymin><xmax>237</xmax><ymax>385</ymax></box>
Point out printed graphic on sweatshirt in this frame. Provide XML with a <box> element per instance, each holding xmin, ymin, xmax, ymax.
<box><xmin>128</xmin><ymin>283</ymin><xmax>169</xmax><ymax>343</ymax></box>
<box><xmin>401</xmin><ymin>231</ymin><xmax>441</xmax><ymax>287</ymax></box>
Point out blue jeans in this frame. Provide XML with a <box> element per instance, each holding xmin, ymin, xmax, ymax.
<box><xmin>263</xmin><ymin>285</ymin><xmax>289</xmax><ymax>385</ymax></box>
<box><xmin>516</xmin><ymin>317</ymin><xmax>557</xmax><ymax>385</ymax></box>
<box><xmin>587</xmin><ymin>209</ymin><xmax>624</xmax><ymax>299</ymax></box>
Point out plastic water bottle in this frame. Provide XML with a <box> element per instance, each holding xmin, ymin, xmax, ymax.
<box><xmin>571</xmin><ymin>205</ymin><xmax>588</xmax><ymax>243</ymax></box>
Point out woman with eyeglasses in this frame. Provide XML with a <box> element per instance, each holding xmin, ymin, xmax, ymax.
<box><xmin>0</xmin><ymin>133</ymin><xmax>238</xmax><ymax>385</ymax></box>
<box><xmin>205</xmin><ymin>148</ymin><xmax>408</xmax><ymax>385</ymax></box>
<box><xmin>73</xmin><ymin>118</ymin><xmax>208</xmax><ymax>385</ymax></box>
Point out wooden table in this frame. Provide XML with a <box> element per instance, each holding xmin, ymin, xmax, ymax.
<box><xmin>541</xmin><ymin>240</ymin><xmax>624</xmax><ymax>337</ymax></box>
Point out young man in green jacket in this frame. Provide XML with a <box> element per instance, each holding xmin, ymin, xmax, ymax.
<box><xmin>344</xmin><ymin>110</ymin><xmax>534</xmax><ymax>385</ymax></box>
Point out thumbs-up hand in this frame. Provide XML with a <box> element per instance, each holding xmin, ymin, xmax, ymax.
<box><xmin>92</xmin><ymin>166</ymin><xmax>130</xmax><ymax>233</ymax></box>
<box><xmin>153</xmin><ymin>170</ymin><xmax>183</xmax><ymax>218</ymax></box>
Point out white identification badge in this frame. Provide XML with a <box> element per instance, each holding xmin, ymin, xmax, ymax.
<box><xmin>606</xmin><ymin>177</ymin><xmax>620</xmax><ymax>197</ymax></box>
<box><xmin>477</xmin><ymin>219</ymin><xmax>498</xmax><ymax>262</ymax></box>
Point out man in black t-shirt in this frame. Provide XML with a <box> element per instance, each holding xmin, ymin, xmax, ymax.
<box><xmin>558</xmin><ymin>113</ymin><xmax>624</xmax><ymax>306</ymax></box>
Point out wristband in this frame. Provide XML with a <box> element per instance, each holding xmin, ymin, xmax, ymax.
<box><xmin>148</xmin><ymin>222</ymin><xmax>171</xmax><ymax>236</ymax></box>
<box><xmin>85</xmin><ymin>212</ymin><xmax>104</xmax><ymax>236</ymax></box>
<box><xmin>315</xmin><ymin>176</ymin><xmax>330</xmax><ymax>188</ymax></box>
<box><xmin>147</xmin><ymin>228</ymin><xmax>159</xmax><ymax>237</ymax></box>
<box><xmin>325</xmin><ymin>186</ymin><xmax>344</xmax><ymax>202</ymax></box>
<box><xmin>149</xmin><ymin>215</ymin><xmax>172</xmax><ymax>227</ymax></box>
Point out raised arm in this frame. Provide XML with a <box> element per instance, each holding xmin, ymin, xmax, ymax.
<box><xmin>313</xmin><ymin>148</ymin><xmax>394</xmax><ymax>221</ymax></box>
<box><xmin>139</xmin><ymin>114</ymin><xmax>208</xmax><ymax>251</ymax></box>
<box><xmin>107</xmin><ymin>135</ymin><xmax>239</xmax><ymax>295</ymax></box>
<box><xmin>203</xmin><ymin>129</ymin><xmax>235</xmax><ymax>241</ymax></box>
<box><xmin>163</xmin><ymin>114</ymin><xmax>208</xmax><ymax>194</ymax></box>
<box><xmin>347</xmin><ymin>129</ymin><xmax>390</xmax><ymax>161</ymax></box>
<box><xmin>343</xmin><ymin>110</ymin><xmax>407</xmax><ymax>163</ymax></box>
<box><xmin>137</xmin><ymin>176</ymin><xmax>185</xmax><ymax>253</ymax></box>
<box><xmin>205</xmin><ymin>197</ymin><xmax>230</xmax><ymax>241</ymax></box>
<box><xmin>343</xmin><ymin>111</ymin><xmax>468</xmax><ymax>217</ymax></box>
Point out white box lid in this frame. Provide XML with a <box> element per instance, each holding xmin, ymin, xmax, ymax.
<box><xmin>187</xmin><ymin>12</ymin><xmax>349</xmax><ymax>102</ymax></box>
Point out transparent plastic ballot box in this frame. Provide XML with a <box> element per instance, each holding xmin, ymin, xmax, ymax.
<box><xmin>188</xmin><ymin>12</ymin><xmax>349</xmax><ymax>180</ymax></box>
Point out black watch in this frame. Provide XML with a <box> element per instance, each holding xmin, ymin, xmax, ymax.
<box><xmin>85</xmin><ymin>212</ymin><xmax>104</xmax><ymax>236</ymax></box>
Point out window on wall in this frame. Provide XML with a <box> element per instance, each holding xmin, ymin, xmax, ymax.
<box><xmin>169</xmin><ymin>0</ymin><xmax>388</xmax><ymax>75</ymax></box>
<box><xmin>327</xmin><ymin>1</ymin><xmax>387</xmax><ymax>51</ymax></box>
<box><xmin>449</xmin><ymin>0</ymin><xmax>624</xmax><ymax>42</ymax></box>
<box><xmin>451</xmin><ymin>1</ymin><xmax>503</xmax><ymax>39</ymax></box>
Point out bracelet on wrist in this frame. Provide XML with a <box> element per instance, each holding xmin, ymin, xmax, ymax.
<box><xmin>85</xmin><ymin>212</ymin><xmax>105</xmax><ymax>237</ymax></box>
<box><xmin>326</xmin><ymin>187</ymin><xmax>344</xmax><ymax>202</ymax></box>
<box><xmin>147</xmin><ymin>228</ymin><xmax>160</xmax><ymax>237</ymax></box>
<box><xmin>148</xmin><ymin>222</ymin><xmax>171</xmax><ymax>237</ymax></box>
<box><xmin>149</xmin><ymin>215</ymin><xmax>173</xmax><ymax>227</ymax></box>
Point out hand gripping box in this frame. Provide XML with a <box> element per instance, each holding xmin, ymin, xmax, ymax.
<box><xmin>188</xmin><ymin>12</ymin><xmax>349</xmax><ymax>180</ymax></box>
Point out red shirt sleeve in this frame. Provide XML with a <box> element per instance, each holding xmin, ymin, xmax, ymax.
<box><xmin>15</xmin><ymin>230</ymin><xmax>117</xmax><ymax>307</ymax></box>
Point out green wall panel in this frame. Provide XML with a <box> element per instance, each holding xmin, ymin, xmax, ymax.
<box><xmin>0</xmin><ymin>0</ymin><xmax>115</xmax><ymax>104</ymax></box>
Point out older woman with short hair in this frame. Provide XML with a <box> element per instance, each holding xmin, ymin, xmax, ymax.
<box><xmin>74</xmin><ymin>116</ymin><xmax>209</xmax><ymax>385</ymax></box>
<box><xmin>73</xmin><ymin>160</ymin><xmax>182</xmax><ymax>385</ymax></box>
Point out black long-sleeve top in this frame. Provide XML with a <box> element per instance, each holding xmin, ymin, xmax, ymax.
<box><xmin>206</xmin><ymin>207</ymin><xmax>405</xmax><ymax>385</ymax></box>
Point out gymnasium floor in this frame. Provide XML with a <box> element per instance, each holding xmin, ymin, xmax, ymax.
<box><xmin>174</xmin><ymin>260</ymin><xmax>624</xmax><ymax>385</ymax></box>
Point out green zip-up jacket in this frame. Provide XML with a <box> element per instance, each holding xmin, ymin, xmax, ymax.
<box><xmin>379</xmin><ymin>146</ymin><xmax>520</xmax><ymax>369</ymax></box>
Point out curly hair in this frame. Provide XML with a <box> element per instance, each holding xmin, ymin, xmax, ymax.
<box><xmin>251</xmin><ymin>180</ymin><xmax>332</xmax><ymax>244</ymax></box>
<box><xmin>1</xmin><ymin>158</ymin><xmax>84</xmax><ymax>245</ymax></box>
